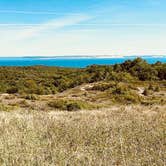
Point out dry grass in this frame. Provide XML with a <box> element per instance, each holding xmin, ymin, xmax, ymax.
<box><xmin>0</xmin><ymin>105</ymin><xmax>165</xmax><ymax>165</ymax></box>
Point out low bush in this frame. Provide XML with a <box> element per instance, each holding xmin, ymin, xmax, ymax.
<box><xmin>91</xmin><ymin>82</ymin><xmax>116</xmax><ymax>91</ymax></box>
<box><xmin>6</xmin><ymin>87</ymin><xmax>18</xmax><ymax>94</ymax></box>
<box><xmin>148</xmin><ymin>84</ymin><xmax>154</xmax><ymax>90</ymax></box>
<box><xmin>0</xmin><ymin>103</ymin><xmax>13</xmax><ymax>112</ymax></box>
<box><xmin>48</xmin><ymin>99</ymin><xmax>94</xmax><ymax>111</ymax></box>
<box><xmin>18</xmin><ymin>100</ymin><xmax>31</xmax><ymax>108</ymax></box>
<box><xmin>113</xmin><ymin>92</ymin><xmax>141</xmax><ymax>104</ymax></box>
<box><xmin>154</xmin><ymin>85</ymin><xmax>160</xmax><ymax>92</ymax></box>
<box><xmin>48</xmin><ymin>99</ymin><xmax>67</xmax><ymax>110</ymax></box>
<box><xmin>143</xmin><ymin>88</ymin><xmax>149</xmax><ymax>96</ymax></box>
<box><xmin>24</xmin><ymin>94</ymin><xmax>39</xmax><ymax>100</ymax></box>
<box><xmin>112</xmin><ymin>83</ymin><xmax>128</xmax><ymax>95</ymax></box>
<box><xmin>105</xmin><ymin>83</ymin><xmax>142</xmax><ymax>104</ymax></box>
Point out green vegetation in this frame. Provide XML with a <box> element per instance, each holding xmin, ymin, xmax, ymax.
<box><xmin>48</xmin><ymin>99</ymin><xmax>94</xmax><ymax>111</ymax></box>
<box><xmin>0</xmin><ymin>103</ymin><xmax>15</xmax><ymax>112</ymax></box>
<box><xmin>89</xmin><ymin>81</ymin><xmax>165</xmax><ymax>105</ymax></box>
<box><xmin>143</xmin><ymin>88</ymin><xmax>149</xmax><ymax>96</ymax></box>
<box><xmin>0</xmin><ymin>58</ymin><xmax>165</xmax><ymax>95</ymax></box>
<box><xmin>23</xmin><ymin>94</ymin><xmax>39</xmax><ymax>100</ymax></box>
<box><xmin>91</xmin><ymin>82</ymin><xmax>116</xmax><ymax>91</ymax></box>
<box><xmin>110</xmin><ymin>83</ymin><xmax>141</xmax><ymax>104</ymax></box>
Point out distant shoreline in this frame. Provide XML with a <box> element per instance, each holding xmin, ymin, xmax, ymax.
<box><xmin>0</xmin><ymin>55</ymin><xmax>165</xmax><ymax>58</ymax></box>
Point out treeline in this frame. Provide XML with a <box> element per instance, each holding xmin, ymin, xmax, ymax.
<box><xmin>0</xmin><ymin>58</ymin><xmax>165</xmax><ymax>95</ymax></box>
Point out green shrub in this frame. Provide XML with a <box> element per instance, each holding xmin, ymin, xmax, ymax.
<box><xmin>91</xmin><ymin>82</ymin><xmax>115</xmax><ymax>91</ymax></box>
<box><xmin>18</xmin><ymin>100</ymin><xmax>30</xmax><ymax>108</ymax></box>
<box><xmin>143</xmin><ymin>88</ymin><xmax>149</xmax><ymax>96</ymax></box>
<box><xmin>66</xmin><ymin>102</ymin><xmax>82</xmax><ymax>111</ymax></box>
<box><xmin>110</xmin><ymin>72</ymin><xmax>135</xmax><ymax>82</ymax></box>
<box><xmin>48</xmin><ymin>99</ymin><xmax>67</xmax><ymax>110</ymax></box>
<box><xmin>6</xmin><ymin>87</ymin><xmax>18</xmax><ymax>94</ymax></box>
<box><xmin>154</xmin><ymin>86</ymin><xmax>160</xmax><ymax>92</ymax></box>
<box><xmin>148</xmin><ymin>84</ymin><xmax>154</xmax><ymax>90</ymax></box>
<box><xmin>0</xmin><ymin>103</ymin><xmax>13</xmax><ymax>112</ymax></box>
<box><xmin>112</xmin><ymin>91</ymin><xmax>141</xmax><ymax>104</ymax></box>
<box><xmin>24</xmin><ymin>94</ymin><xmax>39</xmax><ymax>100</ymax></box>
<box><xmin>112</xmin><ymin>83</ymin><xmax>128</xmax><ymax>95</ymax></box>
<box><xmin>48</xmin><ymin>99</ymin><xmax>94</xmax><ymax>111</ymax></box>
<box><xmin>106</xmin><ymin>83</ymin><xmax>142</xmax><ymax>104</ymax></box>
<box><xmin>25</xmin><ymin>80</ymin><xmax>37</xmax><ymax>89</ymax></box>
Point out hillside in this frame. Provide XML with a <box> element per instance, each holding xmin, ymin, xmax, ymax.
<box><xmin>0</xmin><ymin>58</ymin><xmax>165</xmax><ymax>112</ymax></box>
<box><xmin>0</xmin><ymin>58</ymin><xmax>165</xmax><ymax>95</ymax></box>
<box><xmin>0</xmin><ymin>58</ymin><xmax>165</xmax><ymax>165</ymax></box>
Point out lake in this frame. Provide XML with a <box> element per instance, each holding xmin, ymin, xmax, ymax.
<box><xmin>0</xmin><ymin>56</ymin><xmax>165</xmax><ymax>68</ymax></box>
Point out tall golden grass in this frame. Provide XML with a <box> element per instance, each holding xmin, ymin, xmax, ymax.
<box><xmin>0</xmin><ymin>105</ymin><xmax>165</xmax><ymax>165</ymax></box>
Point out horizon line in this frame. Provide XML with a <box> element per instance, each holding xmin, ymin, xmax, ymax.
<box><xmin>0</xmin><ymin>55</ymin><xmax>165</xmax><ymax>58</ymax></box>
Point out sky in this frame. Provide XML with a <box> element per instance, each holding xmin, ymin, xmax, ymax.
<box><xmin>0</xmin><ymin>0</ymin><xmax>166</xmax><ymax>56</ymax></box>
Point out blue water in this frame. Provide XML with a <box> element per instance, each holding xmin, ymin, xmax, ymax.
<box><xmin>0</xmin><ymin>56</ymin><xmax>165</xmax><ymax>68</ymax></box>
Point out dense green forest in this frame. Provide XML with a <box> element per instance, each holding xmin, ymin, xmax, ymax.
<box><xmin>0</xmin><ymin>58</ymin><xmax>165</xmax><ymax>95</ymax></box>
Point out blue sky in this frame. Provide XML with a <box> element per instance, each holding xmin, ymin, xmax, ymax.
<box><xmin>0</xmin><ymin>0</ymin><xmax>166</xmax><ymax>56</ymax></box>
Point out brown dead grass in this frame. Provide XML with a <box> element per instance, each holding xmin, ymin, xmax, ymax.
<box><xmin>0</xmin><ymin>105</ymin><xmax>165</xmax><ymax>165</ymax></box>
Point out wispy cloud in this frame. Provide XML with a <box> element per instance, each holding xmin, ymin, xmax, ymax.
<box><xmin>0</xmin><ymin>10</ymin><xmax>81</xmax><ymax>15</ymax></box>
<box><xmin>13</xmin><ymin>14</ymin><xmax>91</xmax><ymax>40</ymax></box>
<box><xmin>1</xmin><ymin>23</ymin><xmax>166</xmax><ymax>28</ymax></box>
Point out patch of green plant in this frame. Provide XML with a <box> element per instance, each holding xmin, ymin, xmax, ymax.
<box><xmin>0</xmin><ymin>103</ymin><xmax>15</xmax><ymax>112</ymax></box>
<box><xmin>91</xmin><ymin>82</ymin><xmax>116</xmax><ymax>91</ymax></box>
<box><xmin>48</xmin><ymin>99</ymin><xmax>94</xmax><ymax>111</ymax></box>
<box><xmin>6</xmin><ymin>87</ymin><xmax>18</xmax><ymax>94</ymax></box>
<box><xmin>141</xmin><ymin>97</ymin><xmax>165</xmax><ymax>105</ymax></box>
<box><xmin>105</xmin><ymin>83</ymin><xmax>142</xmax><ymax>104</ymax></box>
<box><xmin>18</xmin><ymin>100</ymin><xmax>31</xmax><ymax>108</ymax></box>
<box><xmin>24</xmin><ymin>94</ymin><xmax>39</xmax><ymax>100</ymax></box>
<box><xmin>154</xmin><ymin>85</ymin><xmax>160</xmax><ymax>92</ymax></box>
<box><xmin>142</xmin><ymin>88</ymin><xmax>150</xmax><ymax>96</ymax></box>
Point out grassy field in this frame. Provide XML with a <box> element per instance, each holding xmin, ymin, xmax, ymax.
<box><xmin>0</xmin><ymin>80</ymin><xmax>165</xmax><ymax>165</ymax></box>
<box><xmin>0</xmin><ymin>105</ymin><xmax>165</xmax><ymax>165</ymax></box>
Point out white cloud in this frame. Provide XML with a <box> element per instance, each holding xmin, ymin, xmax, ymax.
<box><xmin>13</xmin><ymin>14</ymin><xmax>91</xmax><ymax>40</ymax></box>
<box><xmin>1</xmin><ymin>27</ymin><xmax>166</xmax><ymax>56</ymax></box>
<box><xmin>0</xmin><ymin>14</ymin><xmax>92</xmax><ymax>56</ymax></box>
<box><xmin>0</xmin><ymin>10</ymin><xmax>166</xmax><ymax>56</ymax></box>
<box><xmin>0</xmin><ymin>10</ymin><xmax>74</xmax><ymax>15</ymax></box>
